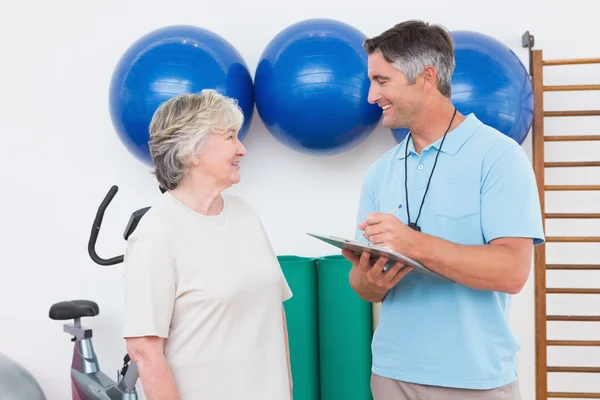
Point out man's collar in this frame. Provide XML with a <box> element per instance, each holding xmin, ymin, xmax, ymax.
<box><xmin>397</xmin><ymin>113</ymin><xmax>481</xmax><ymax>159</ymax></box>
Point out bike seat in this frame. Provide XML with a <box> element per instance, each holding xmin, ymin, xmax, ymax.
<box><xmin>49</xmin><ymin>300</ymin><xmax>99</xmax><ymax>320</ymax></box>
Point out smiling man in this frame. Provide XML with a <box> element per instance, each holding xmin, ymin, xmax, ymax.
<box><xmin>341</xmin><ymin>20</ymin><xmax>545</xmax><ymax>400</ymax></box>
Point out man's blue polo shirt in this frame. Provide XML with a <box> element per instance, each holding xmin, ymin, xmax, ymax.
<box><xmin>355</xmin><ymin>114</ymin><xmax>545</xmax><ymax>389</ymax></box>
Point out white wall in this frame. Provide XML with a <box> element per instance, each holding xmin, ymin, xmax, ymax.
<box><xmin>1</xmin><ymin>0</ymin><xmax>598</xmax><ymax>399</ymax></box>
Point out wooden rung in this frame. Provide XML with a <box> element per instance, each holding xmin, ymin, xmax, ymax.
<box><xmin>545</xmin><ymin>110</ymin><xmax>600</xmax><ymax>117</ymax></box>
<box><xmin>545</xmin><ymin>185</ymin><xmax>600</xmax><ymax>191</ymax></box>
<box><xmin>544</xmin><ymin>84</ymin><xmax>600</xmax><ymax>91</ymax></box>
<box><xmin>546</xmin><ymin>264</ymin><xmax>600</xmax><ymax>270</ymax></box>
<box><xmin>547</xmin><ymin>288</ymin><xmax>600</xmax><ymax>294</ymax></box>
<box><xmin>547</xmin><ymin>315</ymin><xmax>600</xmax><ymax>321</ymax></box>
<box><xmin>545</xmin><ymin>135</ymin><xmax>600</xmax><ymax>142</ymax></box>
<box><xmin>548</xmin><ymin>340</ymin><xmax>600</xmax><ymax>346</ymax></box>
<box><xmin>544</xmin><ymin>57</ymin><xmax>600</xmax><ymax>66</ymax></box>
<box><xmin>548</xmin><ymin>391</ymin><xmax>600</xmax><ymax>398</ymax></box>
<box><xmin>546</xmin><ymin>213</ymin><xmax>600</xmax><ymax>219</ymax></box>
<box><xmin>548</xmin><ymin>366</ymin><xmax>600</xmax><ymax>373</ymax></box>
<box><xmin>546</xmin><ymin>236</ymin><xmax>600</xmax><ymax>242</ymax></box>
<box><xmin>545</xmin><ymin>161</ymin><xmax>600</xmax><ymax>168</ymax></box>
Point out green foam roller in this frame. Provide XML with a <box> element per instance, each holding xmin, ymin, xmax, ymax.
<box><xmin>278</xmin><ymin>255</ymin><xmax>320</xmax><ymax>400</ymax></box>
<box><xmin>317</xmin><ymin>255</ymin><xmax>373</xmax><ymax>400</ymax></box>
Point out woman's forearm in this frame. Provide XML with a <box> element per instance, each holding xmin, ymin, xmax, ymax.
<box><xmin>283</xmin><ymin>307</ymin><xmax>293</xmax><ymax>399</ymax></box>
<box><xmin>137</xmin><ymin>353</ymin><xmax>181</xmax><ymax>400</ymax></box>
<box><xmin>127</xmin><ymin>337</ymin><xmax>181</xmax><ymax>400</ymax></box>
<box><xmin>137</xmin><ymin>356</ymin><xmax>181</xmax><ymax>400</ymax></box>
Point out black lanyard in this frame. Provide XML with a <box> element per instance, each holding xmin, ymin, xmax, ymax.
<box><xmin>404</xmin><ymin>108</ymin><xmax>457</xmax><ymax>232</ymax></box>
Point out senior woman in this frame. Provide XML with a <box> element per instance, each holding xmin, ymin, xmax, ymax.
<box><xmin>122</xmin><ymin>89</ymin><xmax>293</xmax><ymax>399</ymax></box>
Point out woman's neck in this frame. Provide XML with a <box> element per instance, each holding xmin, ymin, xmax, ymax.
<box><xmin>169</xmin><ymin>175</ymin><xmax>226</xmax><ymax>216</ymax></box>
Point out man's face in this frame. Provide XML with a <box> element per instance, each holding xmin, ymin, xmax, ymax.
<box><xmin>367</xmin><ymin>51</ymin><xmax>422</xmax><ymax>129</ymax></box>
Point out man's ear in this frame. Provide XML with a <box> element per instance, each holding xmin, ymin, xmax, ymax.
<box><xmin>421</xmin><ymin>65</ymin><xmax>438</xmax><ymax>92</ymax></box>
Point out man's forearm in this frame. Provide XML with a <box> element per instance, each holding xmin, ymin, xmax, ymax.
<box><xmin>349</xmin><ymin>266</ymin><xmax>387</xmax><ymax>303</ymax></box>
<box><xmin>137</xmin><ymin>354</ymin><xmax>181</xmax><ymax>400</ymax></box>
<box><xmin>412</xmin><ymin>234</ymin><xmax>532</xmax><ymax>294</ymax></box>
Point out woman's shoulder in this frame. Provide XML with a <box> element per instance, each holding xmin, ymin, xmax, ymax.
<box><xmin>223</xmin><ymin>193</ymin><xmax>256</xmax><ymax>214</ymax></box>
<box><xmin>127</xmin><ymin>195</ymin><xmax>174</xmax><ymax>242</ymax></box>
<box><xmin>223</xmin><ymin>194</ymin><xmax>268</xmax><ymax>226</ymax></box>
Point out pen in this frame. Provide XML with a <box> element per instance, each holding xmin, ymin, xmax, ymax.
<box><xmin>360</xmin><ymin>203</ymin><xmax>403</xmax><ymax>242</ymax></box>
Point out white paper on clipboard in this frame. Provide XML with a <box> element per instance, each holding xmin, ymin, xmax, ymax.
<box><xmin>307</xmin><ymin>233</ymin><xmax>453</xmax><ymax>282</ymax></box>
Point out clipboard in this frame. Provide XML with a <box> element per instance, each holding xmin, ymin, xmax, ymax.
<box><xmin>307</xmin><ymin>233</ymin><xmax>453</xmax><ymax>282</ymax></box>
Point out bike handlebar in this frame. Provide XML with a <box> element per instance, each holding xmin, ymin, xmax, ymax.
<box><xmin>88</xmin><ymin>185</ymin><xmax>124</xmax><ymax>266</ymax></box>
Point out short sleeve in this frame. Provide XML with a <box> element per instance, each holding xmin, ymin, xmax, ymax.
<box><xmin>122</xmin><ymin>230</ymin><xmax>176</xmax><ymax>339</ymax></box>
<box><xmin>249</xmin><ymin>203</ymin><xmax>294</xmax><ymax>303</ymax></box>
<box><xmin>281</xmin><ymin>270</ymin><xmax>293</xmax><ymax>302</ymax></box>
<box><xmin>355</xmin><ymin>166</ymin><xmax>379</xmax><ymax>241</ymax></box>
<box><xmin>481</xmin><ymin>145</ymin><xmax>545</xmax><ymax>245</ymax></box>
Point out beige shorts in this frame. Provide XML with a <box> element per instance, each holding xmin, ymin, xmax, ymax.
<box><xmin>371</xmin><ymin>373</ymin><xmax>521</xmax><ymax>400</ymax></box>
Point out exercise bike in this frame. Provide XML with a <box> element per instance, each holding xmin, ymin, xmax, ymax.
<box><xmin>48</xmin><ymin>185</ymin><xmax>154</xmax><ymax>400</ymax></box>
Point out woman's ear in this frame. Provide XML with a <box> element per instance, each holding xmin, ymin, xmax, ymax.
<box><xmin>186</xmin><ymin>152</ymin><xmax>202</xmax><ymax>167</ymax></box>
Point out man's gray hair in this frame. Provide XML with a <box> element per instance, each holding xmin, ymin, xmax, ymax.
<box><xmin>363</xmin><ymin>20</ymin><xmax>455</xmax><ymax>97</ymax></box>
<box><xmin>148</xmin><ymin>89</ymin><xmax>244</xmax><ymax>190</ymax></box>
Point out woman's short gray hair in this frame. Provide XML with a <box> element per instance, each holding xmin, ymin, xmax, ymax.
<box><xmin>363</xmin><ymin>20</ymin><xmax>455</xmax><ymax>97</ymax></box>
<box><xmin>148</xmin><ymin>89</ymin><xmax>244</xmax><ymax>190</ymax></box>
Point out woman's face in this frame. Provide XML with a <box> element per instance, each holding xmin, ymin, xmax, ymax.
<box><xmin>195</xmin><ymin>128</ymin><xmax>246</xmax><ymax>187</ymax></box>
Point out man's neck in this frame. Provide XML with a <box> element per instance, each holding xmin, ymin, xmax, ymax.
<box><xmin>409</xmin><ymin>98</ymin><xmax>465</xmax><ymax>154</ymax></box>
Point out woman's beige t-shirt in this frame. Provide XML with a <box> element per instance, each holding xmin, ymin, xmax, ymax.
<box><xmin>122</xmin><ymin>192</ymin><xmax>293</xmax><ymax>399</ymax></box>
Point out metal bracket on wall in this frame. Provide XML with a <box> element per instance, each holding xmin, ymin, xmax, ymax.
<box><xmin>522</xmin><ymin>31</ymin><xmax>535</xmax><ymax>75</ymax></box>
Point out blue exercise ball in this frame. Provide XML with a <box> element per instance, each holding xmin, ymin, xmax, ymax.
<box><xmin>0</xmin><ymin>353</ymin><xmax>46</xmax><ymax>400</ymax></box>
<box><xmin>255</xmin><ymin>19</ymin><xmax>381</xmax><ymax>155</ymax></box>
<box><xmin>109</xmin><ymin>25</ymin><xmax>254</xmax><ymax>166</ymax></box>
<box><xmin>390</xmin><ymin>127</ymin><xmax>409</xmax><ymax>144</ymax></box>
<box><xmin>391</xmin><ymin>31</ymin><xmax>533</xmax><ymax>145</ymax></box>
